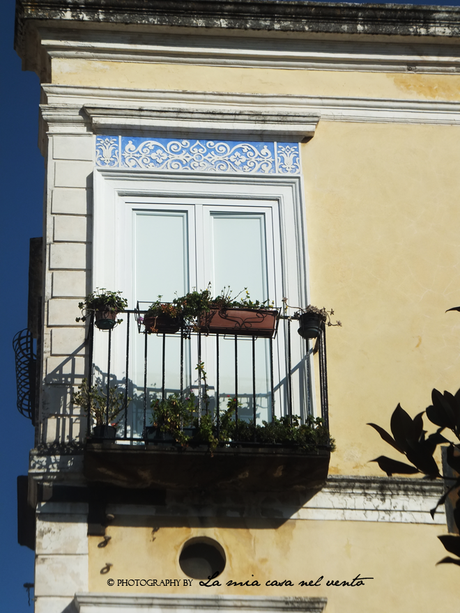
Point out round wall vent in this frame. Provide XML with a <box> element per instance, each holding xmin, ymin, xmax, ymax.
<box><xmin>179</xmin><ymin>537</ymin><xmax>226</xmax><ymax>580</ymax></box>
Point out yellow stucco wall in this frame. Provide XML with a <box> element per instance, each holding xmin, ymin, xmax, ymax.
<box><xmin>51</xmin><ymin>58</ymin><xmax>460</xmax><ymax>101</ymax></box>
<box><xmin>303</xmin><ymin>121</ymin><xmax>460</xmax><ymax>475</ymax></box>
<box><xmin>88</xmin><ymin>518</ymin><xmax>457</xmax><ymax>612</ymax></box>
<box><xmin>48</xmin><ymin>56</ymin><xmax>460</xmax><ymax>476</ymax></box>
<box><xmin>41</xmin><ymin>33</ymin><xmax>460</xmax><ymax>613</ymax></box>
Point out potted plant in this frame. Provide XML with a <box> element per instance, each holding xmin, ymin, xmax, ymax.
<box><xmin>72</xmin><ymin>378</ymin><xmax>126</xmax><ymax>439</ymax></box>
<box><xmin>284</xmin><ymin>303</ymin><xmax>341</xmax><ymax>339</ymax></box>
<box><xmin>76</xmin><ymin>288</ymin><xmax>128</xmax><ymax>330</ymax></box>
<box><xmin>143</xmin><ymin>287</ymin><xmax>213</xmax><ymax>334</ymax></box>
<box><xmin>223</xmin><ymin>409</ymin><xmax>334</xmax><ymax>451</ymax></box>
<box><xmin>198</xmin><ymin>287</ymin><xmax>278</xmax><ymax>337</ymax></box>
<box><xmin>143</xmin><ymin>299</ymin><xmax>182</xmax><ymax>334</ymax></box>
<box><xmin>297</xmin><ymin>306</ymin><xmax>328</xmax><ymax>339</ymax></box>
<box><xmin>147</xmin><ymin>393</ymin><xmax>198</xmax><ymax>445</ymax></box>
<box><xmin>143</xmin><ymin>286</ymin><xmax>278</xmax><ymax>337</ymax></box>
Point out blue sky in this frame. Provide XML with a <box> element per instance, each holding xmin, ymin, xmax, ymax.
<box><xmin>1</xmin><ymin>0</ymin><xmax>459</xmax><ymax>611</ymax></box>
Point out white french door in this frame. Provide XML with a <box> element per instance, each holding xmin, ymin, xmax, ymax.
<box><xmin>125</xmin><ymin>198</ymin><xmax>282</xmax><ymax>431</ymax></box>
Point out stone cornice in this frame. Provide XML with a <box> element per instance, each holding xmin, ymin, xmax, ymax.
<box><xmin>41</xmin><ymin>86</ymin><xmax>460</xmax><ymax>133</ymax></box>
<box><xmin>15</xmin><ymin>2</ymin><xmax>460</xmax><ymax>80</ymax></box>
<box><xmin>15</xmin><ymin>0</ymin><xmax>460</xmax><ymax>39</ymax></box>
<box><xmin>35</xmin><ymin>27</ymin><xmax>460</xmax><ymax>74</ymax></box>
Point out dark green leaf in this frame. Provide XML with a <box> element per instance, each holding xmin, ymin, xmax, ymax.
<box><xmin>438</xmin><ymin>534</ymin><xmax>460</xmax><ymax>557</ymax></box>
<box><xmin>436</xmin><ymin>556</ymin><xmax>460</xmax><ymax>566</ymax></box>
<box><xmin>367</xmin><ymin>423</ymin><xmax>404</xmax><ymax>454</ymax></box>
<box><xmin>426</xmin><ymin>404</ymin><xmax>448</xmax><ymax>429</ymax></box>
<box><xmin>430</xmin><ymin>389</ymin><xmax>457</xmax><ymax>430</ymax></box>
<box><xmin>412</xmin><ymin>412</ymin><xmax>424</xmax><ymax>441</ymax></box>
<box><xmin>427</xmin><ymin>431</ymin><xmax>449</xmax><ymax>447</ymax></box>
<box><xmin>370</xmin><ymin>456</ymin><xmax>419</xmax><ymax>476</ymax></box>
<box><xmin>405</xmin><ymin>447</ymin><xmax>440</xmax><ymax>478</ymax></box>
<box><xmin>391</xmin><ymin>404</ymin><xmax>415</xmax><ymax>451</ymax></box>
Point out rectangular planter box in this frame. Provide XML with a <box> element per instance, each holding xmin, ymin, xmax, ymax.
<box><xmin>199</xmin><ymin>308</ymin><xmax>279</xmax><ymax>338</ymax></box>
<box><xmin>143</xmin><ymin>313</ymin><xmax>181</xmax><ymax>334</ymax></box>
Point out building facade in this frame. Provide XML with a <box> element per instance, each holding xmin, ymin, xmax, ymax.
<box><xmin>14</xmin><ymin>1</ymin><xmax>460</xmax><ymax>612</ymax></box>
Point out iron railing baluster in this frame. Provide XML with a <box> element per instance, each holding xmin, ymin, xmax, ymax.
<box><xmin>85</xmin><ymin>309</ymin><xmax>329</xmax><ymax>442</ymax></box>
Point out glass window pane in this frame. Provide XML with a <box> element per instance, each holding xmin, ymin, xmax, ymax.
<box><xmin>211</xmin><ymin>213</ymin><xmax>268</xmax><ymax>301</ymax></box>
<box><xmin>134</xmin><ymin>210</ymin><xmax>189</xmax><ymax>303</ymax></box>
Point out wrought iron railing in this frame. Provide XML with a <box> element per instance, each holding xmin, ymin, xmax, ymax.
<box><xmin>83</xmin><ymin>309</ymin><xmax>329</xmax><ymax>441</ymax></box>
<box><xmin>13</xmin><ymin>329</ymin><xmax>36</xmax><ymax>422</ymax></box>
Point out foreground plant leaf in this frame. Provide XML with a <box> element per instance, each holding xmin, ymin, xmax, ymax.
<box><xmin>436</xmin><ymin>556</ymin><xmax>460</xmax><ymax>566</ymax></box>
<box><xmin>367</xmin><ymin>422</ymin><xmax>404</xmax><ymax>454</ymax></box>
<box><xmin>438</xmin><ymin>534</ymin><xmax>460</xmax><ymax>558</ymax></box>
<box><xmin>370</xmin><ymin>456</ymin><xmax>419</xmax><ymax>476</ymax></box>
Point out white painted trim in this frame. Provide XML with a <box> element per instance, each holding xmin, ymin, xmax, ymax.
<box><xmin>295</xmin><ymin>476</ymin><xmax>446</xmax><ymax>525</ymax></box>
<box><xmin>84</xmin><ymin>107</ymin><xmax>318</xmax><ymax>141</ymax></box>
<box><xmin>74</xmin><ymin>593</ymin><xmax>327</xmax><ymax>613</ymax></box>
<box><xmin>38</xmin><ymin>27</ymin><xmax>460</xmax><ymax>74</ymax></box>
<box><xmin>42</xmin><ymin>86</ymin><xmax>460</xmax><ymax>130</ymax></box>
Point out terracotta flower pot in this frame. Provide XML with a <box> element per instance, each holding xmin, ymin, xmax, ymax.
<box><xmin>199</xmin><ymin>308</ymin><xmax>278</xmax><ymax>338</ymax></box>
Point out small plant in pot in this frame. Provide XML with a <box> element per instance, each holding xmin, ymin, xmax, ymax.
<box><xmin>282</xmin><ymin>299</ymin><xmax>341</xmax><ymax>340</ymax></box>
<box><xmin>199</xmin><ymin>287</ymin><xmax>278</xmax><ymax>337</ymax></box>
<box><xmin>171</xmin><ymin>285</ymin><xmax>279</xmax><ymax>337</ymax></box>
<box><xmin>224</xmin><ymin>410</ymin><xmax>335</xmax><ymax>451</ymax></box>
<box><xmin>72</xmin><ymin>378</ymin><xmax>126</xmax><ymax>439</ymax></box>
<box><xmin>76</xmin><ymin>288</ymin><xmax>128</xmax><ymax>330</ymax></box>
<box><xmin>143</xmin><ymin>299</ymin><xmax>182</xmax><ymax>334</ymax></box>
<box><xmin>147</xmin><ymin>393</ymin><xmax>198</xmax><ymax>445</ymax></box>
<box><xmin>143</xmin><ymin>285</ymin><xmax>278</xmax><ymax>337</ymax></box>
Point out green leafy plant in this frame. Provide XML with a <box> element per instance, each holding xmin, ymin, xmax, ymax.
<box><xmin>72</xmin><ymin>378</ymin><xmax>126</xmax><ymax>427</ymax></box>
<box><xmin>149</xmin><ymin>358</ymin><xmax>333</xmax><ymax>453</ymax></box>
<box><xmin>227</xmin><ymin>413</ymin><xmax>334</xmax><ymax>451</ymax></box>
<box><xmin>76</xmin><ymin>288</ymin><xmax>128</xmax><ymax>324</ymax></box>
<box><xmin>144</xmin><ymin>285</ymin><xmax>276</xmax><ymax>332</ymax></box>
<box><xmin>368</xmin><ymin>306</ymin><xmax>460</xmax><ymax>566</ymax></box>
<box><xmin>282</xmin><ymin>298</ymin><xmax>342</xmax><ymax>328</ymax></box>
<box><xmin>150</xmin><ymin>393</ymin><xmax>198</xmax><ymax>446</ymax></box>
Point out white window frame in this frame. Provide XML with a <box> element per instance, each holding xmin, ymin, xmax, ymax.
<box><xmin>93</xmin><ymin>169</ymin><xmax>312</xmax><ymax>419</ymax></box>
<box><xmin>94</xmin><ymin>170</ymin><xmax>308</xmax><ymax>308</ymax></box>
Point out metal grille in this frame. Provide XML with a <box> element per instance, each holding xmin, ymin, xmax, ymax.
<box><xmin>13</xmin><ymin>329</ymin><xmax>36</xmax><ymax>421</ymax></box>
<box><xmin>85</xmin><ymin>310</ymin><xmax>329</xmax><ymax>441</ymax></box>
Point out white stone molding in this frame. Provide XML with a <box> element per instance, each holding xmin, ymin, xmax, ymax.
<box><xmin>118</xmin><ymin>476</ymin><xmax>443</xmax><ymax>525</ymax></box>
<box><xmin>84</xmin><ymin>107</ymin><xmax>318</xmax><ymax>142</ymax></box>
<box><xmin>74</xmin><ymin>593</ymin><xmax>327</xmax><ymax>613</ymax></box>
<box><xmin>294</xmin><ymin>476</ymin><xmax>446</xmax><ymax>525</ymax></box>
<box><xmin>41</xmin><ymin>86</ymin><xmax>460</xmax><ymax>135</ymax></box>
<box><xmin>37</xmin><ymin>27</ymin><xmax>460</xmax><ymax>74</ymax></box>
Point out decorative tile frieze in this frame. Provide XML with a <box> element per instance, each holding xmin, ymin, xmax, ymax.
<box><xmin>96</xmin><ymin>136</ymin><xmax>301</xmax><ymax>174</ymax></box>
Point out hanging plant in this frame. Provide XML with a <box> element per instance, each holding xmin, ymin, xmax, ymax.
<box><xmin>76</xmin><ymin>288</ymin><xmax>128</xmax><ymax>330</ymax></box>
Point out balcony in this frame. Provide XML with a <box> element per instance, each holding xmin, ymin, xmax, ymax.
<box><xmin>81</xmin><ymin>308</ymin><xmax>332</xmax><ymax>494</ymax></box>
